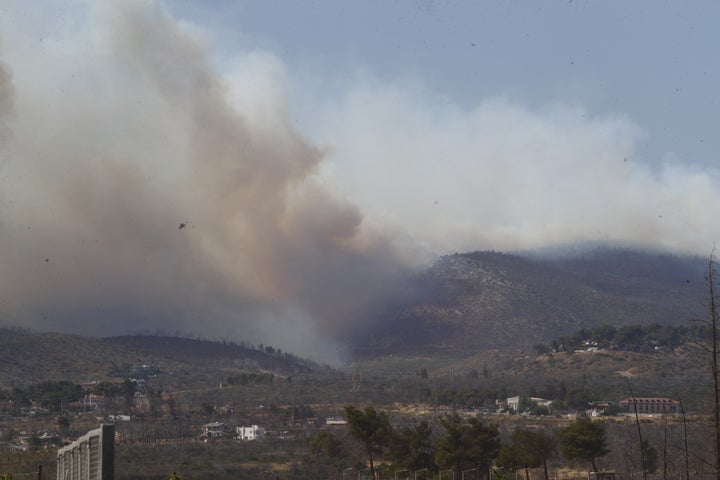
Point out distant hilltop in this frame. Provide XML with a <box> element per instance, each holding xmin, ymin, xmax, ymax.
<box><xmin>360</xmin><ymin>246</ymin><xmax>706</xmax><ymax>351</ymax></box>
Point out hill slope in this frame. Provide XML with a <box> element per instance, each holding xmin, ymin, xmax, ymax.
<box><xmin>0</xmin><ymin>330</ymin><xmax>326</xmax><ymax>388</ymax></box>
<box><xmin>1</xmin><ymin>247</ymin><xmax>709</xmax><ymax>384</ymax></box>
<box><xmin>367</xmin><ymin>247</ymin><xmax>707</xmax><ymax>350</ymax></box>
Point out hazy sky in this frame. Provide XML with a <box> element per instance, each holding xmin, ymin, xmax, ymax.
<box><xmin>0</xmin><ymin>1</ymin><xmax>718</xmax><ymax>361</ymax></box>
<box><xmin>164</xmin><ymin>0</ymin><xmax>720</xmax><ymax>254</ymax></box>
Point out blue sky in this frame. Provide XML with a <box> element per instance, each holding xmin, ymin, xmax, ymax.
<box><xmin>0</xmin><ymin>1</ymin><xmax>719</xmax><ymax>358</ymax></box>
<box><xmin>167</xmin><ymin>0</ymin><xmax>719</xmax><ymax>170</ymax></box>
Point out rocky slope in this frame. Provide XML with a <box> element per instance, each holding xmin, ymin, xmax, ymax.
<box><xmin>368</xmin><ymin>247</ymin><xmax>707</xmax><ymax>350</ymax></box>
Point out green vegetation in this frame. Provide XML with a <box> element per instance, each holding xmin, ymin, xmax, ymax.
<box><xmin>557</xmin><ymin>417</ymin><xmax>610</xmax><ymax>472</ymax></box>
<box><xmin>541</xmin><ymin>323</ymin><xmax>705</xmax><ymax>354</ymax></box>
<box><xmin>308</xmin><ymin>431</ymin><xmax>348</xmax><ymax>471</ymax></box>
<box><xmin>497</xmin><ymin>429</ymin><xmax>555</xmax><ymax>480</ymax></box>
<box><xmin>434</xmin><ymin>414</ymin><xmax>500</xmax><ymax>476</ymax></box>
<box><xmin>0</xmin><ymin>373</ymin><xmax>716</xmax><ymax>479</ymax></box>
<box><xmin>642</xmin><ymin>439</ymin><xmax>658</xmax><ymax>474</ymax></box>
<box><xmin>92</xmin><ymin>379</ymin><xmax>137</xmax><ymax>397</ymax></box>
<box><xmin>322</xmin><ymin>409</ymin><xmax>504</xmax><ymax>478</ymax></box>
<box><xmin>387</xmin><ymin>421</ymin><xmax>434</xmax><ymax>472</ymax></box>
<box><xmin>345</xmin><ymin>405</ymin><xmax>393</xmax><ymax>478</ymax></box>
<box><xmin>0</xmin><ymin>380</ymin><xmax>82</xmax><ymax>412</ymax></box>
<box><xmin>0</xmin><ymin>312</ymin><xmax>714</xmax><ymax>478</ymax></box>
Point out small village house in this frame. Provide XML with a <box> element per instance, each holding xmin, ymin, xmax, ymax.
<box><xmin>504</xmin><ymin>396</ymin><xmax>553</xmax><ymax>412</ymax></box>
<box><xmin>237</xmin><ymin>425</ymin><xmax>265</xmax><ymax>441</ymax></box>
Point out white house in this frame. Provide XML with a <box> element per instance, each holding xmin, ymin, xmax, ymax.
<box><xmin>505</xmin><ymin>396</ymin><xmax>553</xmax><ymax>412</ymax></box>
<box><xmin>237</xmin><ymin>425</ymin><xmax>265</xmax><ymax>441</ymax></box>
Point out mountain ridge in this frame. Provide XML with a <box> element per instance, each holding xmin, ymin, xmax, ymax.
<box><xmin>367</xmin><ymin>246</ymin><xmax>707</xmax><ymax>350</ymax></box>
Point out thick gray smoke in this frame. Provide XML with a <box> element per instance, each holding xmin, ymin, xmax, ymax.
<box><xmin>0</xmin><ymin>2</ymin><xmax>416</xmax><ymax>362</ymax></box>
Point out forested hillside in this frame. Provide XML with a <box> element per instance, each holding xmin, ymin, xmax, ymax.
<box><xmin>367</xmin><ymin>247</ymin><xmax>706</xmax><ymax>350</ymax></box>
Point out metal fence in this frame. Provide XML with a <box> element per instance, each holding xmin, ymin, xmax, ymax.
<box><xmin>56</xmin><ymin>425</ymin><xmax>114</xmax><ymax>480</ymax></box>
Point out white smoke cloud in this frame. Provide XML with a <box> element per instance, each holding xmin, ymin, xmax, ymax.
<box><xmin>301</xmin><ymin>77</ymin><xmax>720</xmax><ymax>255</ymax></box>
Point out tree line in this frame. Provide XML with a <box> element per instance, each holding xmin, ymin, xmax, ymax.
<box><xmin>0</xmin><ymin>379</ymin><xmax>139</xmax><ymax>414</ymax></box>
<box><xmin>0</xmin><ymin>381</ymin><xmax>83</xmax><ymax>412</ymax></box>
<box><xmin>534</xmin><ymin>323</ymin><xmax>705</xmax><ymax>355</ymax></box>
<box><xmin>308</xmin><ymin>406</ymin><xmax>614</xmax><ymax>480</ymax></box>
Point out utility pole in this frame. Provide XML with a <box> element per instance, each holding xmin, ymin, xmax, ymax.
<box><xmin>680</xmin><ymin>399</ymin><xmax>690</xmax><ymax>480</ymax></box>
<box><xmin>618</xmin><ymin>371</ymin><xmax>647</xmax><ymax>480</ymax></box>
<box><xmin>707</xmin><ymin>252</ymin><xmax>720</xmax><ymax>480</ymax></box>
<box><xmin>693</xmin><ymin>250</ymin><xmax>720</xmax><ymax>479</ymax></box>
<box><xmin>662</xmin><ymin>414</ymin><xmax>668</xmax><ymax>480</ymax></box>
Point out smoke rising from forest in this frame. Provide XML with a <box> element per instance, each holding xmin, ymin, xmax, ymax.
<box><xmin>1</xmin><ymin>1</ymin><xmax>719</xmax><ymax>362</ymax></box>
<box><xmin>0</xmin><ymin>2</ymin><xmax>415</xmax><ymax>362</ymax></box>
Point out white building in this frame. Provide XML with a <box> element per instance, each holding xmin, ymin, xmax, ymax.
<box><xmin>505</xmin><ymin>396</ymin><xmax>553</xmax><ymax>412</ymax></box>
<box><xmin>325</xmin><ymin>417</ymin><xmax>348</xmax><ymax>427</ymax></box>
<box><xmin>237</xmin><ymin>425</ymin><xmax>265</xmax><ymax>441</ymax></box>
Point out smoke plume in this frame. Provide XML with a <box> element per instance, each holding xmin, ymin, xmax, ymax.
<box><xmin>0</xmin><ymin>2</ymin><xmax>415</xmax><ymax>362</ymax></box>
<box><xmin>2</xmin><ymin>1</ymin><xmax>720</xmax><ymax>362</ymax></box>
